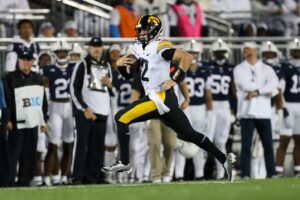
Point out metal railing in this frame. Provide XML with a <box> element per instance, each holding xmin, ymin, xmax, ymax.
<box><xmin>205</xmin><ymin>13</ymin><xmax>233</xmax><ymax>36</ymax></box>
<box><xmin>57</xmin><ymin>0</ymin><xmax>111</xmax><ymax>19</ymax></box>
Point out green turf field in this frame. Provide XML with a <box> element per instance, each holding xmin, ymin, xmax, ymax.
<box><xmin>0</xmin><ymin>178</ymin><xmax>299</xmax><ymax>200</ymax></box>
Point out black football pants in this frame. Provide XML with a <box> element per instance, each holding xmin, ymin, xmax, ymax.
<box><xmin>115</xmin><ymin>89</ymin><xmax>226</xmax><ymax>165</ymax></box>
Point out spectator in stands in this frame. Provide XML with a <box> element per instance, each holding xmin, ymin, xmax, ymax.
<box><xmin>209</xmin><ymin>0</ymin><xmax>252</xmax><ymax>24</ymax></box>
<box><xmin>240</xmin><ymin>22</ymin><xmax>257</xmax><ymax>37</ymax></box>
<box><xmin>5</xmin><ymin>19</ymin><xmax>40</xmax><ymax>73</ymax></box>
<box><xmin>38</xmin><ymin>22</ymin><xmax>55</xmax><ymax>38</ymax></box>
<box><xmin>257</xmin><ymin>23</ymin><xmax>269</xmax><ymax>36</ymax></box>
<box><xmin>0</xmin><ymin>0</ymin><xmax>31</xmax><ymax>37</ymax></box>
<box><xmin>234</xmin><ymin>42</ymin><xmax>278</xmax><ymax>179</ymax></box>
<box><xmin>169</xmin><ymin>0</ymin><xmax>209</xmax><ymax>37</ymax></box>
<box><xmin>282</xmin><ymin>4</ymin><xmax>300</xmax><ymax>36</ymax></box>
<box><xmin>135</xmin><ymin>0</ymin><xmax>170</xmax><ymax>37</ymax></box>
<box><xmin>110</xmin><ymin>0</ymin><xmax>139</xmax><ymax>37</ymax></box>
<box><xmin>59</xmin><ymin>20</ymin><xmax>79</xmax><ymax>37</ymax></box>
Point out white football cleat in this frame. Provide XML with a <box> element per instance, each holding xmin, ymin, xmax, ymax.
<box><xmin>223</xmin><ymin>153</ymin><xmax>236</xmax><ymax>182</ymax></box>
<box><xmin>102</xmin><ymin>161</ymin><xmax>132</xmax><ymax>173</ymax></box>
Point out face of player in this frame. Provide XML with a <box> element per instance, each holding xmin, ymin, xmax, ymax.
<box><xmin>70</xmin><ymin>54</ymin><xmax>81</xmax><ymax>62</ymax></box>
<box><xmin>291</xmin><ymin>50</ymin><xmax>300</xmax><ymax>59</ymax></box>
<box><xmin>18</xmin><ymin>58</ymin><xmax>34</xmax><ymax>74</ymax></box>
<box><xmin>189</xmin><ymin>52</ymin><xmax>198</xmax><ymax>60</ymax></box>
<box><xmin>138</xmin><ymin>29</ymin><xmax>149</xmax><ymax>43</ymax></box>
<box><xmin>109</xmin><ymin>50</ymin><xmax>121</xmax><ymax>62</ymax></box>
<box><xmin>214</xmin><ymin>51</ymin><xmax>227</xmax><ymax>60</ymax></box>
<box><xmin>38</xmin><ymin>54</ymin><xmax>51</xmax><ymax>67</ymax></box>
<box><xmin>19</xmin><ymin>22</ymin><xmax>33</xmax><ymax>39</ymax></box>
<box><xmin>262</xmin><ymin>51</ymin><xmax>277</xmax><ymax>59</ymax></box>
<box><xmin>55</xmin><ymin>50</ymin><xmax>69</xmax><ymax>60</ymax></box>
<box><xmin>88</xmin><ymin>46</ymin><xmax>103</xmax><ymax>61</ymax></box>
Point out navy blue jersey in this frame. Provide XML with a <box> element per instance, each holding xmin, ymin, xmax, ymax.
<box><xmin>6</xmin><ymin>36</ymin><xmax>40</xmax><ymax>68</ymax></box>
<box><xmin>41</xmin><ymin>63</ymin><xmax>75</xmax><ymax>101</ymax></box>
<box><xmin>112</xmin><ymin>69</ymin><xmax>133</xmax><ymax>107</ymax></box>
<box><xmin>208</xmin><ymin>62</ymin><xmax>234</xmax><ymax>101</ymax></box>
<box><xmin>282</xmin><ymin>63</ymin><xmax>300</xmax><ymax>102</ymax></box>
<box><xmin>185</xmin><ymin>63</ymin><xmax>211</xmax><ymax>105</ymax></box>
<box><xmin>270</xmin><ymin>64</ymin><xmax>284</xmax><ymax>106</ymax></box>
<box><xmin>272</xmin><ymin>64</ymin><xmax>284</xmax><ymax>80</ymax></box>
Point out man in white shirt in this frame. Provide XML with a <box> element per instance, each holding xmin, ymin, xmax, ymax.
<box><xmin>234</xmin><ymin>42</ymin><xmax>279</xmax><ymax>179</ymax></box>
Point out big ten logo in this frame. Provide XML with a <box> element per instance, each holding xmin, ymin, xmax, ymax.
<box><xmin>22</xmin><ymin>97</ymin><xmax>41</xmax><ymax>107</ymax></box>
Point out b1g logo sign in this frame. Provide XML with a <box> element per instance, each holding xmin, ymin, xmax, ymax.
<box><xmin>22</xmin><ymin>97</ymin><xmax>41</xmax><ymax>107</ymax></box>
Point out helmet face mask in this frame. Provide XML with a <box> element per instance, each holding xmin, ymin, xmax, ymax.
<box><xmin>136</xmin><ymin>15</ymin><xmax>162</xmax><ymax>46</ymax></box>
<box><xmin>210</xmin><ymin>39</ymin><xmax>230</xmax><ymax>65</ymax></box>
<box><xmin>51</xmin><ymin>41</ymin><xmax>71</xmax><ymax>67</ymax></box>
<box><xmin>287</xmin><ymin>39</ymin><xmax>300</xmax><ymax>67</ymax></box>
<box><xmin>260</xmin><ymin>41</ymin><xmax>279</xmax><ymax>66</ymax></box>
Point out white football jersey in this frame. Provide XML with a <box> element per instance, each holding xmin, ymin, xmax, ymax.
<box><xmin>132</xmin><ymin>38</ymin><xmax>172</xmax><ymax>95</ymax></box>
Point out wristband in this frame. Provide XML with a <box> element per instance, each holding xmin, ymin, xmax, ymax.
<box><xmin>171</xmin><ymin>68</ymin><xmax>186</xmax><ymax>83</ymax></box>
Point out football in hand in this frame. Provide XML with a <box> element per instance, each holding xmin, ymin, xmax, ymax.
<box><xmin>126</xmin><ymin>54</ymin><xmax>139</xmax><ymax>74</ymax></box>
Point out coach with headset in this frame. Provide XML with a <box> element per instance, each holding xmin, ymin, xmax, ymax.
<box><xmin>70</xmin><ymin>37</ymin><xmax>112</xmax><ymax>184</ymax></box>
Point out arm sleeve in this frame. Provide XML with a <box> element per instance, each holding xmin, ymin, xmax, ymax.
<box><xmin>258</xmin><ymin>66</ymin><xmax>280</xmax><ymax>95</ymax></box>
<box><xmin>233</xmin><ymin>66</ymin><xmax>259</xmax><ymax>92</ymax></box>
<box><xmin>70</xmin><ymin>61</ymin><xmax>88</xmax><ymax>111</ymax></box>
<box><xmin>118</xmin><ymin>66</ymin><xmax>134</xmax><ymax>80</ymax></box>
<box><xmin>161</xmin><ymin>48</ymin><xmax>176</xmax><ymax>61</ymax></box>
<box><xmin>42</xmin><ymin>88</ymin><xmax>48</xmax><ymax>122</ymax></box>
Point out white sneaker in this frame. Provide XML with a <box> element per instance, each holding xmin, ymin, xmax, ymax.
<box><xmin>223</xmin><ymin>153</ymin><xmax>236</xmax><ymax>182</ymax></box>
<box><xmin>152</xmin><ymin>179</ymin><xmax>162</xmax><ymax>183</ymax></box>
<box><xmin>52</xmin><ymin>175</ymin><xmax>60</xmax><ymax>185</ymax></box>
<box><xmin>61</xmin><ymin>176</ymin><xmax>68</xmax><ymax>185</ymax></box>
<box><xmin>102</xmin><ymin>161</ymin><xmax>132</xmax><ymax>173</ymax></box>
<box><xmin>31</xmin><ymin>176</ymin><xmax>43</xmax><ymax>186</ymax></box>
<box><xmin>44</xmin><ymin>176</ymin><xmax>51</xmax><ymax>186</ymax></box>
<box><xmin>162</xmin><ymin>176</ymin><xmax>172</xmax><ymax>183</ymax></box>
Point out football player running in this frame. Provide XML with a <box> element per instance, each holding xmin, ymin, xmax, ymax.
<box><xmin>42</xmin><ymin>41</ymin><xmax>75</xmax><ymax>185</ymax></box>
<box><xmin>102</xmin><ymin>15</ymin><xmax>236</xmax><ymax>181</ymax></box>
